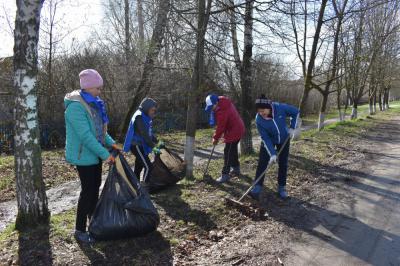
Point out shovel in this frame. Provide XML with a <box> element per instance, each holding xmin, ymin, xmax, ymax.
<box><xmin>225</xmin><ymin>136</ymin><xmax>290</xmax><ymax>209</ymax></box>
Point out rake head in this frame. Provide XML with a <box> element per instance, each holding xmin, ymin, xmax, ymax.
<box><xmin>224</xmin><ymin>197</ymin><xmax>268</xmax><ymax>220</ymax></box>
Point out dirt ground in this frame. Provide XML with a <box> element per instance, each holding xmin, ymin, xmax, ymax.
<box><xmin>0</xmin><ymin>109</ymin><xmax>399</xmax><ymax>265</ymax></box>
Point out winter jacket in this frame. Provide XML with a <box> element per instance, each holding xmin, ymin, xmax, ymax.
<box><xmin>64</xmin><ymin>90</ymin><xmax>115</xmax><ymax>166</ymax></box>
<box><xmin>123</xmin><ymin>110</ymin><xmax>157</xmax><ymax>155</ymax></box>
<box><xmin>256</xmin><ymin>102</ymin><xmax>299</xmax><ymax>156</ymax></box>
<box><xmin>213</xmin><ymin>96</ymin><xmax>245</xmax><ymax>143</ymax></box>
<box><xmin>123</xmin><ymin>98</ymin><xmax>158</xmax><ymax>155</ymax></box>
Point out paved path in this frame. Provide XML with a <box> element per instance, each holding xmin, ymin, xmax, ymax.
<box><xmin>285</xmin><ymin>118</ymin><xmax>400</xmax><ymax>266</ymax></box>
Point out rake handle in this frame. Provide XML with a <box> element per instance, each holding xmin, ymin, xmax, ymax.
<box><xmin>203</xmin><ymin>145</ymin><xmax>216</xmax><ymax>177</ymax></box>
<box><xmin>237</xmin><ymin>136</ymin><xmax>290</xmax><ymax>202</ymax></box>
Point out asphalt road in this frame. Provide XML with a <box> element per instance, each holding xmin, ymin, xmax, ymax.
<box><xmin>286</xmin><ymin>118</ymin><xmax>400</xmax><ymax>266</ymax></box>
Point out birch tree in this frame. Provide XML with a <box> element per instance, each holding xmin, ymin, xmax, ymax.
<box><xmin>228</xmin><ymin>0</ymin><xmax>254</xmax><ymax>154</ymax></box>
<box><xmin>184</xmin><ymin>0</ymin><xmax>213</xmax><ymax>178</ymax></box>
<box><xmin>13</xmin><ymin>0</ymin><xmax>49</xmax><ymax>229</ymax></box>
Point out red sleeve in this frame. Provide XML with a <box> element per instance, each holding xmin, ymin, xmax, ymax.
<box><xmin>213</xmin><ymin>112</ymin><xmax>228</xmax><ymax>140</ymax></box>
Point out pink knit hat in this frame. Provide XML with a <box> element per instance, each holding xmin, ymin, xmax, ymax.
<box><xmin>79</xmin><ymin>69</ymin><xmax>103</xmax><ymax>89</ymax></box>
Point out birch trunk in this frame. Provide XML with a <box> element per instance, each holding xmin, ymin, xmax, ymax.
<box><xmin>351</xmin><ymin>106</ymin><xmax>358</xmax><ymax>119</ymax></box>
<box><xmin>228</xmin><ymin>0</ymin><xmax>254</xmax><ymax>154</ymax></box>
<box><xmin>14</xmin><ymin>0</ymin><xmax>49</xmax><ymax>229</ymax></box>
<box><xmin>184</xmin><ymin>0</ymin><xmax>212</xmax><ymax>177</ymax></box>
<box><xmin>239</xmin><ymin>0</ymin><xmax>254</xmax><ymax>154</ymax></box>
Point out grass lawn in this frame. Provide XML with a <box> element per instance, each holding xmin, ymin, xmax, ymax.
<box><xmin>1</xmin><ymin>101</ymin><xmax>400</xmax><ymax>264</ymax></box>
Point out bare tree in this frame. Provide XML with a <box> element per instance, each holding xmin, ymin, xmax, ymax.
<box><xmin>228</xmin><ymin>0</ymin><xmax>254</xmax><ymax>154</ymax></box>
<box><xmin>315</xmin><ymin>0</ymin><xmax>348</xmax><ymax>129</ymax></box>
<box><xmin>291</xmin><ymin>0</ymin><xmax>329</xmax><ymax>115</ymax></box>
<box><xmin>13</xmin><ymin>0</ymin><xmax>49</xmax><ymax>229</ymax></box>
<box><xmin>184</xmin><ymin>0</ymin><xmax>213</xmax><ymax>178</ymax></box>
<box><xmin>120</xmin><ymin>0</ymin><xmax>171</xmax><ymax>137</ymax></box>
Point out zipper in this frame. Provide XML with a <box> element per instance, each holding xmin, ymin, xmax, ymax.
<box><xmin>272</xmin><ymin>119</ymin><xmax>281</xmax><ymax>143</ymax></box>
<box><xmin>78</xmin><ymin>144</ymin><xmax>83</xmax><ymax>160</ymax></box>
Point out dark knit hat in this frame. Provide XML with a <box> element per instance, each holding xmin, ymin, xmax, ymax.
<box><xmin>255</xmin><ymin>94</ymin><xmax>272</xmax><ymax>109</ymax></box>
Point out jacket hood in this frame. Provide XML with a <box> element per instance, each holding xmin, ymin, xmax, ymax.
<box><xmin>215</xmin><ymin>96</ymin><xmax>232</xmax><ymax>111</ymax></box>
<box><xmin>64</xmin><ymin>90</ymin><xmax>82</xmax><ymax>108</ymax></box>
<box><xmin>139</xmin><ymin>98</ymin><xmax>158</xmax><ymax>115</ymax></box>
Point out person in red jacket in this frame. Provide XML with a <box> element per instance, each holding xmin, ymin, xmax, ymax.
<box><xmin>205</xmin><ymin>94</ymin><xmax>245</xmax><ymax>183</ymax></box>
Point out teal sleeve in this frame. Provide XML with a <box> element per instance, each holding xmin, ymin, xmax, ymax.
<box><xmin>105</xmin><ymin>133</ymin><xmax>115</xmax><ymax>147</ymax></box>
<box><xmin>66</xmin><ymin>102</ymin><xmax>110</xmax><ymax>160</ymax></box>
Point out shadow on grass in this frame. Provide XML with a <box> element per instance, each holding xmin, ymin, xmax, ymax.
<box><xmin>152</xmin><ymin>184</ymin><xmax>217</xmax><ymax>232</ymax></box>
<box><xmin>203</xmin><ymin>173</ymin><xmax>255</xmax><ymax>200</ymax></box>
<box><xmin>18</xmin><ymin>224</ymin><xmax>53</xmax><ymax>266</ymax></box>
<box><xmin>290</xmin><ymin>154</ymin><xmax>400</xmax><ymax>200</ymax></box>
<box><xmin>78</xmin><ymin>231</ymin><xmax>173</xmax><ymax>265</ymax></box>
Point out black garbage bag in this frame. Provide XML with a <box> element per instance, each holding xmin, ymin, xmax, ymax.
<box><xmin>147</xmin><ymin>147</ymin><xmax>186</xmax><ymax>193</ymax></box>
<box><xmin>89</xmin><ymin>153</ymin><xmax>160</xmax><ymax>240</ymax></box>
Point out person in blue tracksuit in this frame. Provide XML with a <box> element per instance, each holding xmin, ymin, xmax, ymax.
<box><xmin>249</xmin><ymin>95</ymin><xmax>300</xmax><ymax>200</ymax></box>
<box><xmin>123</xmin><ymin>98</ymin><xmax>163</xmax><ymax>185</ymax></box>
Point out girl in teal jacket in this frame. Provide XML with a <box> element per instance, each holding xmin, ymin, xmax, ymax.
<box><xmin>64</xmin><ymin>69</ymin><xmax>118</xmax><ymax>244</ymax></box>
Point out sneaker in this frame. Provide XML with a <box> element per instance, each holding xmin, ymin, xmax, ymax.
<box><xmin>248</xmin><ymin>184</ymin><xmax>262</xmax><ymax>201</ymax></box>
<box><xmin>278</xmin><ymin>185</ymin><xmax>288</xmax><ymax>199</ymax></box>
<box><xmin>230</xmin><ymin>166</ymin><xmax>241</xmax><ymax>177</ymax></box>
<box><xmin>216</xmin><ymin>174</ymin><xmax>231</xmax><ymax>183</ymax></box>
<box><xmin>74</xmin><ymin>230</ymin><xmax>95</xmax><ymax>244</ymax></box>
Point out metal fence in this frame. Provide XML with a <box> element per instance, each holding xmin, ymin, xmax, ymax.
<box><xmin>0</xmin><ymin>123</ymin><xmax>66</xmax><ymax>154</ymax></box>
<box><xmin>0</xmin><ymin>108</ymin><xmax>209</xmax><ymax>154</ymax></box>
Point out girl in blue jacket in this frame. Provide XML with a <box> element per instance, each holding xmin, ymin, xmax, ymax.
<box><xmin>123</xmin><ymin>98</ymin><xmax>162</xmax><ymax>186</ymax></box>
<box><xmin>249</xmin><ymin>95</ymin><xmax>300</xmax><ymax>200</ymax></box>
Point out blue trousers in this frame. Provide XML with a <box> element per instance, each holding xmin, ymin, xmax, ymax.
<box><xmin>255</xmin><ymin>140</ymin><xmax>290</xmax><ymax>187</ymax></box>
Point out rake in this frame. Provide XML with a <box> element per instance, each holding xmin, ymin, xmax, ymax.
<box><xmin>225</xmin><ymin>136</ymin><xmax>290</xmax><ymax>209</ymax></box>
<box><xmin>203</xmin><ymin>144</ymin><xmax>216</xmax><ymax>178</ymax></box>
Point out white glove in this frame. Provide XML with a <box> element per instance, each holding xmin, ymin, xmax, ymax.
<box><xmin>288</xmin><ymin>128</ymin><xmax>295</xmax><ymax>138</ymax></box>
<box><xmin>289</xmin><ymin>128</ymin><xmax>301</xmax><ymax>141</ymax></box>
<box><xmin>269</xmin><ymin>155</ymin><xmax>277</xmax><ymax>165</ymax></box>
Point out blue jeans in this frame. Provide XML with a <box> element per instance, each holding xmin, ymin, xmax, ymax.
<box><xmin>255</xmin><ymin>140</ymin><xmax>290</xmax><ymax>187</ymax></box>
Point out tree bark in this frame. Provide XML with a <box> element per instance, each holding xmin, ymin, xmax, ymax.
<box><xmin>378</xmin><ymin>90</ymin><xmax>383</xmax><ymax>111</ymax></box>
<box><xmin>184</xmin><ymin>0</ymin><xmax>212</xmax><ymax>178</ymax></box>
<box><xmin>124</xmin><ymin>0</ymin><xmax>131</xmax><ymax>63</ymax></box>
<box><xmin>369</xmin><ymin>88</ymin><xmax>374</xmax><ymax>115</ymax></box>
<box><xmin>137</xmin><ymin>0</ymin><xmax>145</xmax><ymax>57</ymax></box>
<box><xmin>228</xmin><ymin>0</ymin><xmax>254</xmax><ymax>154</ymax></box>
<box><xmin>318</xmin><ymin>93</ymin><xmax>328</xmax><ymax>130</ymax></box>
<box><xmin>120</xmin><ymin>0</ymin><xmax>171</xmax><ymax>139</ymax></box>
<box><xmin>337</xmin><ymin>89</ymin><xmax>344</xmax><ymax>121</ymax></box>
<box><xmin>137</xmin><ymin>0</ymin><xmax>144</xmax><ymax>42</ymax></box>
<box><xmin>351</xmin><ymin>103</ymin><xmax>358</xmax><ymax>119</ymax></box>
<box><xmin>14</xmin><ymin>0</ymin><xmax>49</xmax><ymax>230</ymax></box>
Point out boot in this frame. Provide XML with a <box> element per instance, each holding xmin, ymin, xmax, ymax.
<box><xmin>74</xmin><ymin>230</ymin><xmax>95</xmax><ymax>244</ymax></box>
<box><xmin>248</xmin><ymin>184</ymin><xmax>262</xmax><ymax>201</ymax></box>
<box><xmin>216</xmin><ymin>174</ymin><xmax>231</xmax><ymax>183</ymax></box>
<box><xmin>278</xmin><ymin>185</ymin><xmax>288</xmax><ymax>199</ymax></box>
<box><xmin>230</xmin><ymin>166</ymin><xmax>241</xmax><ymax>177</ymax></box>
